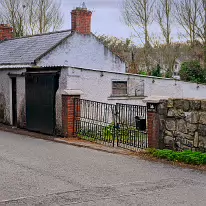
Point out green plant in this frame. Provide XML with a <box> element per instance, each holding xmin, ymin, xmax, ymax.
<box><xmin>179</xmin><ymin>61</ymin><xmax>206</xmax><ymax>84</ymax></box>
<box><xmin>165</xmin><ymin>71</ymin><xmax>172</xmax><ymax>78</ymax></box>
<box><xmin>103</xmin><ymin>123</ymin><xmax>115</xmax><ymax>141</ymax></box>
<box><xmin>151</xmin><ymin>64</ymin><xmax>162</xmax><ymax>77</ymax></box>
<box><xmin>139</xmin><ymin>71</ymin><xmax>148</xmax><ymax>76</ymax></box>
<box><xmin>78</xmin><ymin>129</ymin><xmax>96</xmax><ymax>141</ymax></box>
<box><xmin>147</xmin><ymin>149</ymin><xmax>206</xmax><ymax>165</ymax></box>
<box><xmin>78</xmin><ymin>123</ymin><xmax>147</xmax><ymax>145</ymax></box>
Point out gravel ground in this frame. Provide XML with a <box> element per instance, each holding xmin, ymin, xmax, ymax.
<box><xmin>0</xmin><ymin>130</ymin><xmax>206</xmax><ymax>206</ymax></box>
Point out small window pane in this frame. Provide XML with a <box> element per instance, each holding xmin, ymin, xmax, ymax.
<box><xmin>112</xmin><ymin>81</ymin><xmax>127</xmax><ymax>96</ymax></box>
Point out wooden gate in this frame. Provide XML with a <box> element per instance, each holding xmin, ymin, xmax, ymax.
<box><xmin>25</xmin><ymin>72</ymin><xmax>59</xmax><ymax>135</ymax></box>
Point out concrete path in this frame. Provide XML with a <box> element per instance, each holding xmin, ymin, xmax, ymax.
<box><xmin>0</xmin><ymin>130</ymin><xmax>205</xmax><ymax>206</ymax></box>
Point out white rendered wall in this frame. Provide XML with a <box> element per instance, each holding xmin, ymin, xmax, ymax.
<box><xmin>0</xmin><ymin>69</ymin><xmax>26</xmax><ymax>125</ymax></box>
<box><xmin>65</xmin><ymin>67</ymin><xmax>206</xmax><ymax>106</ymax></box>
<box><xmin>37</xmin><ymin>33</ymin><xmax>126</xmax><ymax>73</ymax></box>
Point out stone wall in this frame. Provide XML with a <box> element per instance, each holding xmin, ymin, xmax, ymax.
<box><xmin>158</xmin><ymin>99</ymin><xmax>206</xmax><ymax>152</ymax></box>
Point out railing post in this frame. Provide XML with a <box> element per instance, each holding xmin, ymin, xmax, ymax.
<box><xmin>74</xmin><ymin>98</ymin><xmax>81</xmax><ymax>137</ymax></box>
<box><xmin>115</xmin><ymin>104</ymin><xmax>120</xmax><ymax>147</ymax></box>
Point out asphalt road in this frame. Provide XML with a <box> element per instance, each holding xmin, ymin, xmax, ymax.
<box><xmin>0</xmin><ymin>131</ymin><xmax>206</xmax><ymax>206</ymax></box>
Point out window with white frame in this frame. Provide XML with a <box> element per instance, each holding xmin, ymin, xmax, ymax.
<box><xmin>112</xmin><ymin>81</ymin><xmax>127</xmax><ymax>96</ymax></box>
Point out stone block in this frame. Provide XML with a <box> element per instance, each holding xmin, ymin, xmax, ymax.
<box><xmin>165</xmin><ymin>130</ymin><xmax>173</xmax><ymax>137</ymax></box>
<box><xmin>187</xmin><ymin>123</ymin><xmax>197</xmax><ymax>135</ymax></box>
<box><xmin>167</xmin><ymin>99</ymin><xmax>173</xmax><ymax>108</ymax></box>
<box><xmin>166</xmin><ymin>119</ymin><xmax>176</xmax><ymax>131</ymax></box>
<box><xmin>199</xmin><ymin>136</ymin><xmax>206</xmax><ymax>148</ymax></box>
<box><xmin>174</xmin><ymin>99</ymin><xmax>184</xmax><ymax>110</ymax></box>
<box><xmin>198</xmin><ymin>124</ymin><xmax>206</xmax><ymax>136</ymax></box>
<box><xmin>190</xmin><ymin>100</ymin><xmax>201</xmax><ymax>110</ymax></box>
<box><xmin>158</xmin><ymin>103</ymin><xmax>167</xmax><ymax>115</ymax></box>
<box><xmin>177</xmin><ymin>119</ymin><xmax>187</xmax><ymax>133</ymax></box>
<box><xmin>199</xmin><ymin>112</ymin><xmax>206</xmax><ymax>125</ymax></box>
<box><xmin>194</xmin><ymin>132</ymin><xmax>199</xmax><ymax>147</ymax></box>
<box><xmin>159</xmin><ymin>118</ymin><xmax>166</xmax><ymax>130</ymax></box>
<box><xmin>182</xmin><ymin>100</ymin><xmax>190</xmax><ymax>111</ymax></box>
<box><xmin>164</xmin><ymin>136</ymin><xmax>174</xmax><ymax>144</ymax></box>
<box><xmin>167</xmin><ymin>109</ymin><xmax>185</xmax><ymax>118</ymax></box>
<box><xmin>180</xmin><ymin>140</ymin><xmax>194</xmax><ymax>150</ymax></box>
<box><xmin>167</xmin><ymin>109</ymin><xmax>175</xmax><ymax>117</ymax></box>
<box><xmin>174</xmin><ymin>131</ymin><xmax>194</xmax><ymax>140</ymax></box>
<box><xmin>175</xmin><ymin>109</ymin><xmax>185</xmax><ymax>118</ymax></box>
<box><xmin>185</xmin><ymin>112</ymin><xmax>199</xmax><ymax>124</ymax></box>
<box><xmin>173</xmin><ymin>99</ymin><xmax>190</xmax><ymax>111</ymax></box>
<box><xmin>201</xmin><ymin>100</ymin><xmax>206</xmax><ymax>111</ymax></box>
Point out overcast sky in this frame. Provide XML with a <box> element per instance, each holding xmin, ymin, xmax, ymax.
<box><xmin>60</xmin><ymin>0</ymin><xmax>180</xmax><ymax>44</ymax></box>
<box><xmin>60</xmin><ymin>0</ymin><xmax>134</xmax><ymax>40</ymax></box>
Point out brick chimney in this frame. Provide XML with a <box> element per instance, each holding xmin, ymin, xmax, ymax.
<box><xmin>71</xmin><ymin>2</ymin><xmax>92</xmax><ymax>35</ymax></box>
<box><xmin>0</xmin><ymin>24</ymin><xmax>13</xmax><ymax>41</ymax></box>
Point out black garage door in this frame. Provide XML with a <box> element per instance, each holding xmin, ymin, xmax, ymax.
<box><xmin>25</xmin><ymin>72</ymin><xmax>59</xmax><ymax>135</ymax></box>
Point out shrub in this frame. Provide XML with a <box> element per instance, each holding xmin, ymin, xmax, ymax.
<box><xmin>179</xmin><ymin>61</ymin><xmax>206</xmax><ymax>84</ymax></box>
<box><xmin>165</xmin><ymin>71</ymin><xmax>173</xmax><ymax>78</ymax></box>
<box><xmin>151</xmin><ymin>64</ymin><xmax>162</xmax><ymax>77</ymax></box>
<box><xmin>147</xmin><ymin>149</ymin><xmax>206</xmax><ymax>165</ymax></box>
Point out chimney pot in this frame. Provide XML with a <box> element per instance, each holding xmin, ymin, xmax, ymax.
<box><xmin>0</xmin><ymin>24</ymin><xmax>14</xmax><ymax>41</ymax></box>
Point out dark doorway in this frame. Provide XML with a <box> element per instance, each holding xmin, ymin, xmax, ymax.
<box><xmin>11</xmin><ymin>77</ymin><xmax>17</xmax><ymax>126</ymax></box>
<box><xmin>25</xmin><ymin>72</ymin><xmax>59</xmax><ymax>135</ymax></box>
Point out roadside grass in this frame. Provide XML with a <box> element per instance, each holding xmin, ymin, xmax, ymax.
<box><xmin>146</xmin><ymin>148</ymin><xmax>206</xmax><ymax>165</ymax></box>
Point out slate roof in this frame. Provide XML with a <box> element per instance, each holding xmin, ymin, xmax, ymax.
<box><xmin>0</xmin><ymin>30</ymin><xmax>71</xmax><ymax>65</ymax></box>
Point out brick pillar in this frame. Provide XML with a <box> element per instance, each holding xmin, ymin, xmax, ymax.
<box><xmin>62</xmin><ymin>95</ymin><xmax>80</xmax><ymax>137</ymax></box>
<box><xmin>147</xmin><ymin>102</ymin><xmax>160</xmax><ymax>148</ymax></box>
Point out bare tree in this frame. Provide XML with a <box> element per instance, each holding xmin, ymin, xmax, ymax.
<box><xmin>122</xmin><ymin>0</ymin><xmax>155</xmax><ymax>70</ymax></box>
<box><xmin>203</xmin><ymin>0</ymin><xmax>206</xmax><ymax>68</ymax></box>
<box><xmin>0</xmin><ymin>0</ymin><xmax>27</xmax><ymax>37</ymax></box>
<box><xmin>28</xmin><ymin>0</ymin><xmax>63</xmax><ymax>35</ymax></box>
<box><xmin>122</xmin><ymin>0</ymin><xmax>155</xmax><ymax>46</ymax></box>
<box><xmin>156</xmin><ymin>0</ymin><xmax>173</xmax><ymax>45</ymax></box>
<box><xmin>175</xmin><ymin>0</ymin><xmax>200</xmax><ymax>46</ymax></box>
<box><xmin>0</xmin><ymin>0</ymin><xmax>63</xmax><ymax>37</ymax></box>
<box><xmin>155</xmin><ymin>0</ymin><xmax>175</xmax><ymax>75</ymax></box>
<box><xmin>193</xmin><ymin>0</ymin><xmax>206</xmax><ymax>67</ymax></box>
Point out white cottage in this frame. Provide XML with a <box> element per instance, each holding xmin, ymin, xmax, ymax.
<box><xmin>0</xmin><ymin>4</ymin><xmax>126</xmax><ymax>135</ymax></box>
<box><xmin>1</xmin><ymin>4</ymin><xmax>206</xmax><ymax>136</ymax></box>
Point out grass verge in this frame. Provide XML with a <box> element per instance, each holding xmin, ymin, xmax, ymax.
<box><xmin>146</xmin><ymin>148</ymin><xmax>206</xmax><ymax>165</ymax></box>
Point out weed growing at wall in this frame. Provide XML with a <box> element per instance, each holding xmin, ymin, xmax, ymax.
<box><xmin>147</xmin><ymin>148</ymin><xmax>206</xmax><ymax>165</ymax></box>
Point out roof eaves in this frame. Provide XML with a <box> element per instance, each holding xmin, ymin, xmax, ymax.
<box><xmin>34</xmin><ymin>32</ymin><xmax>74</xmax><ymax>64</ymax></box>
<box><xmin>0</xmin><ymin>62</ymin><xmax>34</xmax><ymax>66</ymax></box>
<box><xmin>0</xmin><ymin>64</ymin><xmax>32</xmax><ymax>69</ymax></box>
